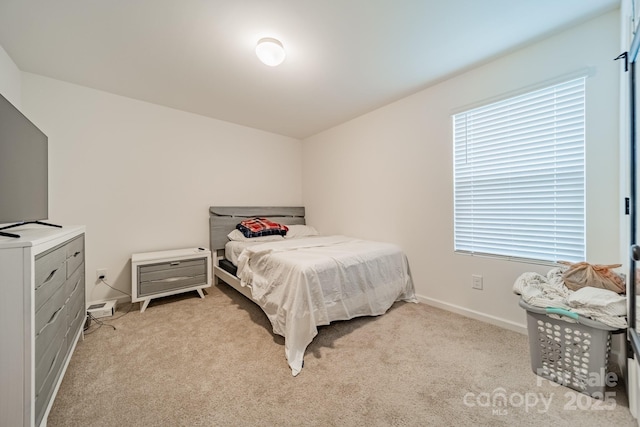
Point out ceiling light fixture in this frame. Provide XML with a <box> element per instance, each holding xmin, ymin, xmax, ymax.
<box><xmin>256</xmin><ymin>37</ymin><xmax>286</xmax><ymax>67</ymax></box>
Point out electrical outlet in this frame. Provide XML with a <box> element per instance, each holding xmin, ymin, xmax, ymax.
<box><xmin>472</xmin><ymin>274</ymin><xmax>483</xmax><ymax>290</ymax></box>
<box><xmin>96</xmin><ymin>268</ymin><xmax>107</xmax><ymax>281</ymax></box>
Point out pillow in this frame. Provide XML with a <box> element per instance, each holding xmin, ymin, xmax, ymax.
<box><xmin>236</xmin><ymin>217</ymin><xmax>289</xmax><ymax>238</ymax></box>
<box><xmin>285</xmin><ymin>224</ymin><xmax>319</xmax><ymax>239</ymax></box>
<box><xmin>227</xmin><ymin>229</ymin><xmax>284</xmax><ymax>242</ymax></box>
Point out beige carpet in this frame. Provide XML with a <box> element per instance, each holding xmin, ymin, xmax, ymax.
<box><xmin>48</xmin><ymin>283</ymin><xmax>635</xmax><ymax>426</ymax></box>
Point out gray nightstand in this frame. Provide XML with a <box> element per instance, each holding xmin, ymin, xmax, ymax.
<box><xmin>131</xmin><ymin>247</ymin><xmax>211</xmax><ymax>312</ymax></box>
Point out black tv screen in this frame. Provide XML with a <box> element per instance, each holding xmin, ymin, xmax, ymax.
<box><xmin>0</xmin><ymin>93</ymin><xmax>48</xmax><ymax>224</ymax></box>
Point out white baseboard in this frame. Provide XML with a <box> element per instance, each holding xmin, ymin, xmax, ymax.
<box><xmin>416</xmin><ymin>294</ymin><xmax>628</xmax><ymax>382</ymax></box>
<box><xmin>415</xmin><ymin>294</ymin><xmax>527</xmax><ymax>335</ymax></box>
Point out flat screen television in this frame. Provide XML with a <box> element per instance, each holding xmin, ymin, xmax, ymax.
<box><xmin>0</xmin><ymin>93</ymin><xmax>59</xmax><ymax>238</ymax></box>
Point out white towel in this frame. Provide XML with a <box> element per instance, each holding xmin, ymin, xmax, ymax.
<box><xmin>567</xmin><ymin>286</ymin><xmax>627</xmax><ymax>317</ymax></box>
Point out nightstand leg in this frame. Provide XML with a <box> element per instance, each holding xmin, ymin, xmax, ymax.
<box><xmin>197</xmin><ymin>289</ymin><xmax>205</xmax><ymax>299</ymax></box>
<box><xmin>140</xmin><ymin>299</ymin><xmax>151</xmax><ymax>313</ymax></box>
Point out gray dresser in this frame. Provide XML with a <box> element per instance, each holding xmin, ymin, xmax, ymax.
<box><xmin>0</xmin><ymin>225</ymin><xmax>85</xmax><ymax>427</ymax></box>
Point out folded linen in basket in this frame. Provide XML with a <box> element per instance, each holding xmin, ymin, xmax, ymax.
<box><xmin>567</xmin><ymin>287</ymin><xmax>627</xmax><ymax>317</ymax></box>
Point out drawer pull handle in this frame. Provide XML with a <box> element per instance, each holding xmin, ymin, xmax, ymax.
<box><xmin>44</xmin><ymin>269</ymin><xmax>58</xmax><ymax>283</ymax></box>
<box><xmin>38</xmin><ymin>306</ymin><xmax>63</xmax><ymax>335</ymax></box>
<box><xmin>73</xmin><ymin>251</ymin><xmax>81</xmax><ymax>258</ymax></box>
<box><xmin>170</xmin><ymin>261</ymin><xmax>180</xmax><ymax>266</ymax></box>
<box><xmin>149</xmin><ymin>276</ymin><xmax>191</xmax><ymax>283</ymax></box>
<box><xmin>70</xmin><ymin>277</ymin><xmax>81</xmax><ymax>294</ymax></box>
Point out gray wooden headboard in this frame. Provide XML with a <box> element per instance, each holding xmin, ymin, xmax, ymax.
<box><xmin>209</xmin><ymin>206</ymin><xmax>306</xmax><ymax>251</ymax></box>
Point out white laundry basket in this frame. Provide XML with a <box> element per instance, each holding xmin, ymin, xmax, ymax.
<box><xmin>519</xmin><ymin>299</ymin><xmax>622</xmax><ymax>397</ymax></box>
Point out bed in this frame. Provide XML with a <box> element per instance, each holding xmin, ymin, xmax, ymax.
<box><xmin>209</xmin><ymin>206</ymin><xmax>416</xmax><ymax>375</ymax></box>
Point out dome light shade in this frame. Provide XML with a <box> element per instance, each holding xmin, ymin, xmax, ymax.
<box><xmin>256</xmin><ymin>37</ymin><xmax>286</xmax><ymax>66</ymax></box>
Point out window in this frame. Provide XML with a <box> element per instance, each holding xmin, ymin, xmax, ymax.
<box><xmin>453</xmin><ymin>77</ymin><xmax>586</xmax><ymax>263</ymax></box>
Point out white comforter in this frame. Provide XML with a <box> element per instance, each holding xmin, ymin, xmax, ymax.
<box><xmin>236</xmin><ymin>235</ymin><xmax>416</xmax><ymax>376</ymax></box>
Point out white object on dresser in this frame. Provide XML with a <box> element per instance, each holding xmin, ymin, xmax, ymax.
<box><xmin>0</xmin><ymin>225</ymin><xmax>86</xmax><ymax>427</ymax></box>
<box><xmin>131</xmin><ymin>247</ymin><xmax>212</xmax><ymax>313</ymax></box>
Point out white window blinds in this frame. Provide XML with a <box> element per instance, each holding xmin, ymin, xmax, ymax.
<box><xmin>453</xmin><ymin>77</ymin><xmax>586</xmax><ymax>263</ymax></box>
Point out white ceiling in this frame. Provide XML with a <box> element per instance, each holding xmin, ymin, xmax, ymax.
<box><xmin>0</xmin><ymin>0</ymin><xmax>620</xmax><ymax>139</ymax></box>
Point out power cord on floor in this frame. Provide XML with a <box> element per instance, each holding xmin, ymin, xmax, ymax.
<box><xmin>84</xmin><ymin>278</ymin><xmax>134</xmax><ymax>333</ymax></box>
<box><xmin>84</xmin><ymin>311</ymin><xmax>115</xmax><ymax>334</ymax></box>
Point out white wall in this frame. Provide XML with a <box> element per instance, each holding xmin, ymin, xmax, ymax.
<box><xmin>302</xmin><ymin>11</ymin><xmax>621</xmax><ymax>331</ymax></box>
<box><xmin>0</xmin><ymin>44</ymin><xmax>22</xmax><ymax>108</ymax></box>
<box><xmin>20</xmin><ymin>73</ymin><xmax>302</xmax><ymax>303</ymax></box>
<box><xmin>2</xmin><ymin>9</ymin><xmax>620</xmax><ymax>328</ymax></box>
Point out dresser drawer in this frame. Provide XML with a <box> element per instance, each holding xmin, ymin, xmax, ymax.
<box><xmin>68</xmin><ymin>304</ymin><xmax>85</xmax><ymax>343</ymax></box>
<box><xmin>34</xmin><ymin>264</ymin><xmax>67</xmax><ymax>313</ymax></box>
<box><xmin>35</xmin><ymin>336</ymin><xmax>67</xmax><ymax>426</ymax></box>
<box><xmin>67</xmin><ymin>282</ymin><xmax>85</xmax><ymax>329</ymax></box>
<box><xmin>34</xmin><ymin>318</ymin><xmax>66</xmax><ymax>398</ymax></box>
<box><xmin>34</xmin><ymin>246</ymin><xmax>67</xmax><ymax>313</ymax></box>
<box><xmin>35</xmin><ymin>301</ymin><xmax>66</xmax><ymax>364</ymax></box>
<box><xmin>65</xmin><ymin>235</ymin><xmax>84</xmax><ymax>277</ymax></box>
<box><xmin>35</xmin><ymin>244</ymin><xmax>66</xmax><ymax>288</ymax></box>
<box><xmin>65</xmin><ymin>265</ymin><xmax>84</xmax><ymax>304</ymax></box>
<box><xmin>35</xmin><ymin>282</ymin><xmax>68</xmax><ymax>336</ymax></box>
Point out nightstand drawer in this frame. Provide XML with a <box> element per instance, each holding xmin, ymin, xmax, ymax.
<box><xmin>138</xmin><ymin>258</ymin><xmax>206</xmax><ymax>281</ymax></box>
<box><xmin>139</xmin><ymin>274</ymin><xmax>207</xmax><ymax>296</ymax></box>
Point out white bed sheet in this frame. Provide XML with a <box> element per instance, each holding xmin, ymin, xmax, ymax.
<box><xmin>235</xmin><ymin>235</ymin><xmax>416</xmax><ymax>376</ymax></box>
<box><xmin>225</xmin><ymin>240</ymin><xmax>261</xmax><ymax>266</ymax></box>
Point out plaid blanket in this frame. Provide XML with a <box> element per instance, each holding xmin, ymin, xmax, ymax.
<box><xmin>237</xmin><ymin>217</ymin><xmax>289</xmax><ymax>238</ymax></box>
